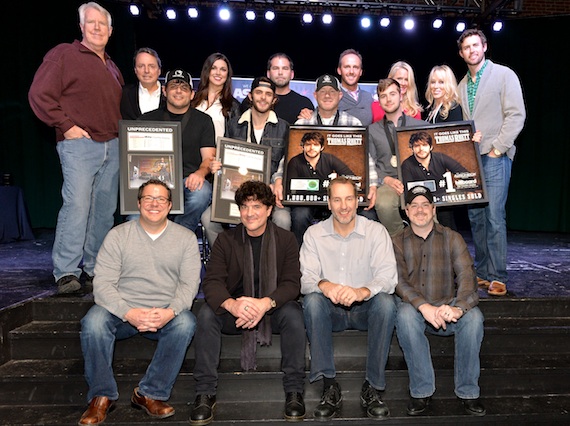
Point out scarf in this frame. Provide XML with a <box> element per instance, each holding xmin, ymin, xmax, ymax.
<box><xmin>240</xmin><ymin>221</ymin><xmax>278</xmax><ymax>371</ymax></box>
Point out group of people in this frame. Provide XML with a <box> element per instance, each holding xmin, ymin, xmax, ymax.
<box><xmin>27</xmin><ymin>1</ymin><xmax>526</xmax><ymax>425</ymax></box>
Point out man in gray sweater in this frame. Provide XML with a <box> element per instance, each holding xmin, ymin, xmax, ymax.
<box><xmin>457</xmin><ymin>29</ymin><xmax>525</xmax><ymax>296</ymax></box>
<box><xmin>79</xmin><ymin>179</ymin><xmax>202</xmax><ymax>425</ymax></box>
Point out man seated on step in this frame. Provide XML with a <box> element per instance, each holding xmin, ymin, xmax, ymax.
<box><xmin>300</xmin><ymin>177</ymin><xmax>397</xmax><ymax>421</ymax></box>
<box><xmin>78</xmin><ymin>179</ymin><xmax>201</xmax><ymax>425</ymax></box>
<box><xmin>392</xmin><ymin>185</ymin><xmax>485</xmax><ymax>417</ymax></box>
<box><xmin>190</xmin><ymin>181</ymin><xmax>306</xmax><ymax>425</ymax></box>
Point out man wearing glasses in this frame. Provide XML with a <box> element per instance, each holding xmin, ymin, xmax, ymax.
<box><xmin>79</xmin><ymin>179</ymin><xmax>202</xmax><ymax>425</ymax></box>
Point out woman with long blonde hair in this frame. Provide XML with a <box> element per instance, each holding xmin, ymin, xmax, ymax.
<box><xmin>388</xmin><ymin>61</ymin><xmax>423</xmax><ymax>118</ymax></box>
<box><xmin>372</xmin><ymin>61</ymin><xmax>423</xmax><ymax>122</ymax></box>
<box><xmin>425</xmin><ymin>65</ymin><xmax>463</xmax><ymax>123</ymax></box>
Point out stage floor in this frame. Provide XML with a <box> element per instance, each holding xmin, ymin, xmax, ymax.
<box><xmin>1</xmin><ymin>228</ymin><xmax>569</xmax><ymax>311</ymax></box>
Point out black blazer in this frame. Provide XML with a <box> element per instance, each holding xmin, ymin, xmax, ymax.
<box><xmin>120</xmin><ymin>83</ymin><xmax>165</xmax><ymax>120</ymax></box>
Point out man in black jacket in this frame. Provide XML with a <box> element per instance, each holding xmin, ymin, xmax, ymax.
<box><xmin>121</xmin><ymin>47</ymin><xmax>165</xmax><ymax>120</ymax></box>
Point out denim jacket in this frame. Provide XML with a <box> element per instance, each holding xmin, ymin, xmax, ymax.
<box><xmin>226</xmin><ymin>109</ymin><xmax>289</xmax><ymax>176</ymax></box>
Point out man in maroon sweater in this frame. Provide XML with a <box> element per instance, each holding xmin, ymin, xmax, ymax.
<box><xmin>29</xmin><ymin>2</ymin><xmax>124</xmax><ymax>294</ymax></box>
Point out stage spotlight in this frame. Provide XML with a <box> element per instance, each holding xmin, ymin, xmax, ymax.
<box><xmin>432</xmin><ymin>18</ymin><xmax>443</xmax><ymax>29</ymax></box>
<box><xmin>219</xmin><ymin>6</ymin><xmax>231</xmax><ymax>21</ymax></box>
<box><xmin>166</xmin><ymin>8</ymin><xmax>176</xmax><ymax>20</ymax></box>
<box><xmin>456</xmin><ymin>21</ymin><xmax>466</xmax><ymax>32</ymax></box>
<box><xmin>265</xmin><ymin>10</ymin><xmax>275</xmax><ymax>21</ymax></box>
<box><xmin>380</xmin><ymin>16</ymin><xmax>390</xmax><ymax>28</ymax></box>
<box><xmin>129</xmin><ymin>4</ymin><xmax>140</xmax><ymax>16</ymax></box>
<box><xmin>245</xmin><ymin>10</ymin><xmax>256</xmax><ymax>21</ymax></box>
<box><xmin>322</xmin><ymin>12</ymin><xmax>333</xmax><ymax>25</ymax></box>
<box><xmin>361</xmin><ymin>17</ymin><xmax>371</xmax><ymax>29</ymax></box>
<box><xmin>493</xmin><ymin>20</ymin><xmax>504</xmax><ymax>32</ymax></box>
<box><xmin>403</xmin><ymin>17</ymin><xmax>415</xmax><ymax>31</ymax></box>
<box><xmin>302</xmin><ymin>12</ymin><xmax>313</xmax><ymax>24</ymax></box>
<box><xmin>187</xmin><ymin>7</ymin><xmax>198</xmax><ymax>19</ymax></box>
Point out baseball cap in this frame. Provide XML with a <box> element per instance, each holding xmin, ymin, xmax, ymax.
<box><xmin>165</xmin><ymin>68</ymin><xmax>193</xmax><ymax>88</ymax></box>
<box><xmin>405</xmin><ymin>185</ymin><xmax>434</xmax><ymax>205</ymax></box>
<box><xmin>251</xmin><ymin>76</ymin><xmax>276</xmax><ymax>94</ymax></box>
<box><xmin>316</xmin><ymin>74</ymin><xmax>341</xmax><ymax>91</ymax></box>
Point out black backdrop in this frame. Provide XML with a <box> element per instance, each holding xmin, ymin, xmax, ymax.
<box><xmin>2</xmin><ymin>1</ymin><xmax>568</xmax><ymax>232</ymax></box>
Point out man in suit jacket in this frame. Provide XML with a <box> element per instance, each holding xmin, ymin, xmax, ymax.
<box><xmin>121</xmin><ymin>47</ymin><xmax>165</xmax><ymax>120</ymax></box>
<box><xmin>190</xmin><ymin>181</ymin><xmax>306</xmax><ymax>425</ymax></box>
<box><xmin>457</xmin><ymin>29</ymin><xmax>526</xmax><ymax>295</ymax></box>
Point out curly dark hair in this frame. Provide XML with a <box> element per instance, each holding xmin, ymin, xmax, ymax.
<box><xmin>235</xmin><ymin>181</ymin><xmax>275</xmax><ymax>208</ymax></box>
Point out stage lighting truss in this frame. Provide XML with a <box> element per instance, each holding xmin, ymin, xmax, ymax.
<box><xmin>119</xmin><ymin>1</ymin><xmax>523</xmax><ymax>27</ymax></box>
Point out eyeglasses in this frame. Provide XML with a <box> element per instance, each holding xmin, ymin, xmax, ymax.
<box><xmin>139</xmin><ymin>195</ymin><xmax>170</xmax><ymax>204</ymax></box>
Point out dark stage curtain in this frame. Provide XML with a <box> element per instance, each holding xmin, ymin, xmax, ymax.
<box><xmin>1</xmin><ymin>1</ymin><xmax>567</xmax><ymax>232</ymax></box>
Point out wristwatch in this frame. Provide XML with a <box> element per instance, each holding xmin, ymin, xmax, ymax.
<box><xmin>270</xmin><ymin>298</ymin><xmax>277</xmax><ymax>309</ymax></box>
<box><xmin>492</xmin><ymin>148</ymin><xmax>502</xmax><ymax>157</ymax></box>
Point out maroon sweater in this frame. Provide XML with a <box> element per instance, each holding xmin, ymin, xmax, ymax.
<box><xmin>29</xmin><ymin>40</ymin><xmax>124</xmax><ymax>142</ymax></box>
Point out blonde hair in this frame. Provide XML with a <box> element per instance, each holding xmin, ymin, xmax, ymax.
<box><xmin>388</xmin><ymin>61</ymin><xmax>423</xmax><ymax>117</ymax></box>
<box><xmin>425</xmin><ymin>65</ymin><xmax>459</xmax><ymax>121</ymax></box>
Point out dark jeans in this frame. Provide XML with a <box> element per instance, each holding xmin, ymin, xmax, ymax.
<box><xmin>193</xmin><ymin>300</ymin><xmax>306</xmax><ymax>395</ymax></box>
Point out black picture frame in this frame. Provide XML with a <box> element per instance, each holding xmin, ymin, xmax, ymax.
<box><xmin>396</xmin><ymin>121</ymin><xmax>487</xmax><ymax>207</ymax></box>
<box><xmin>119</xmin><ymin>120</ymin><xmax>183</xmax><ymax>214</ymax></box>
<box><xmin>283</xmin><ymin>125</ymin><xmax>369</xmax><ymax>206</ymax></box>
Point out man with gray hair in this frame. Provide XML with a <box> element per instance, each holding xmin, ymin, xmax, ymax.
<box><xmin>29</xmin><ymin>2</ymin><xmax>124</xmax><ymax>294</ymax></box>
<box><xmin>121</xmin><ymin>47</ymin><xmax>165</xmax><ymax>120</ymax></box>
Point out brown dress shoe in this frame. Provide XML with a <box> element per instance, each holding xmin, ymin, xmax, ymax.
<box><xmin>131</xmin><ymin>387</ymin><xmax>175</xmax><ymax>418</ymax></box>
<box><xmin>78</xmin><ymin>396</ymin><xmax>114</xmax><ymax>425</ymax></box>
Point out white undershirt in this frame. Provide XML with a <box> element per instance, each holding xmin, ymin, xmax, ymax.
<box><xmin>196</xmin><ymin>99</ymin><xmax>225</xmax><ymax>141</ymax></box>
<box><xmin>145</xmin><ymin>220</ymin><xmax>168</xmax><ymax>241</ymax></box>
<box><xmin>138</xmin><ymin>81</ymin><xmax>161</xmax><ymax>114</ymax></box>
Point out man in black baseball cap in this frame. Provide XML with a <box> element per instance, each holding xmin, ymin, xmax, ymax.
<box><xmin>393</xmin><ymin>185</ymin><xmax>486</xmax><ymax>418</ymax></box>
<box><xmin>139</xmin><ymin>68</ymin><xmax>216</xmax><ymax>234</ymax></box>
<box><xmin>164</xmin><ymin>68</ymin><xmax>193</xmax><ymax>87</ymax></box>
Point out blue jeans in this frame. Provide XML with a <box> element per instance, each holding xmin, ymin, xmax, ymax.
<box><xmin>53</xmin><ymin>137</ymin><xmax>119</xmax><ymax>280</ymax></box>
<box><xmin>174</xmin><ymin>179</ymin><xmax>212</xmax><ymax>232</ymax></box>
<box><xmin>395</xmin><ymin>298</ymin><xmax>484</xmax><ymax>399</ymax></box>
<box><xmin>80</xmin><ymin>305</ymin><xmax>196</xmax><ymax>402</ymax></box>
<box><xmin>193</xmin><ymin>301</ymin><xmax>306</xmax><ymax>395</ymax></box>
<box><xmin>303</xmin><ymin>292</ymin><xmax>396</xmax><ymax>390</ymax></box>
<box><xmin>468</xmin><ymin>155</ymin><xmax>512</xmax><ymax>282</ymax></box>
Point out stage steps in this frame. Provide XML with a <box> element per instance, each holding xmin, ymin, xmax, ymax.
<box><xmin>0</xmin><ymin>296</ymin><xmax>569</xmax><ymax>425</ymax></box>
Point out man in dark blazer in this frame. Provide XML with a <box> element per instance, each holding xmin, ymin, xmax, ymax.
<box><xmin>121</xmin><ymin>47</ymin><xmax>165</xmax><ymax>120</ymax></box>
<box><xmin>190</xmin><ymin>181</ymin><xmax>306</xmax><ymax>425</ymax></box>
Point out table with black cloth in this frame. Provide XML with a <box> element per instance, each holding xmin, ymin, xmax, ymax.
<box><xmin>0</xmin><ymin>186</ymin><xmax>35</xmax><ymax>243</ymax></box>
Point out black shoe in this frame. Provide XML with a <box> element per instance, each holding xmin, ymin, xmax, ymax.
<box><xmin>461</xmin><ymin>398</ymin><xmax>486</xmax><ymax>416</ymax></box>
<box><xmin>56</xmin><ymin>275</ymin><xmax>81</xmax><ymax>294</ymax></box>
<box><xmin>360</xmin><ymin>380</ymin><xmax>389</xmax><ymax>419</ymax></box>
<box><xmin>407</xmin><ymin>396</ymin><xmax>431</xmax><ymax>416</ymax></box>
<box><xmin>190</xmin><ymin>394</ymin><xmax>216</xmax><ymax>425</ymax></box>
<box><xmin>314</xmin><ymin>382</ymin><xmax>342</xmax><ymax>420</ymax></box>
<box><xmin>284</xmin><ymin>392</ymin><xmax>305</xmax><ymax>422</ymax></box>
